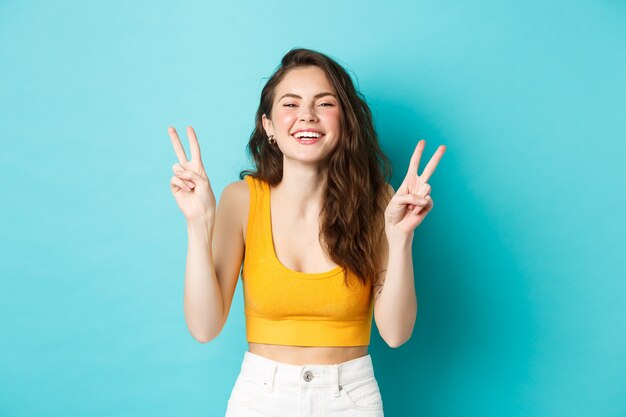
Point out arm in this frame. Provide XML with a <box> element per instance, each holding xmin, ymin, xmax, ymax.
<box><xmin>374</xmin><ymin>140</ymin><xmax>446</xmax><ymax>347</ymax></box>
<box><xmin>373</xmin><ymin>185</ymin><xmax>417</xmax><ymax>348</ymax></box>
<box><xmin>183</xmin><ymin>181</ymin><xmax>246</xmax><ymax>343</ymax></box>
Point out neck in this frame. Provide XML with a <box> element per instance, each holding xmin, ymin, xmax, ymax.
<box><xmin>273</xmin><ymin>159</ymin><xmax>329</xmax><ymax>218</ymax></box>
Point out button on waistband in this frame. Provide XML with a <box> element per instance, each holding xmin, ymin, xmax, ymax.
<box><xmin>303</xmin><ymin>371</ymin><xmax>314</xmax><ymax>382</ymax></box>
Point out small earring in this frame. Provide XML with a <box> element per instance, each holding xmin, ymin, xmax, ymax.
<box><xmin>268</xmin><ymin>134</ymin><xmax>276</xmax><ymax>145</ymax></box>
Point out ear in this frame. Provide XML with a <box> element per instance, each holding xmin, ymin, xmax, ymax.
<box><xmin>262</xmin><ymin>114</ymin><xmax>274</xmax><ymax>137</ymax></box>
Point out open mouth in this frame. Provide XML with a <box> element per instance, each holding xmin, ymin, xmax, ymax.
<box><xmin>292</xmin><ymin>133</ymin><xmax>325</xmax><ymax>144</ymax></box>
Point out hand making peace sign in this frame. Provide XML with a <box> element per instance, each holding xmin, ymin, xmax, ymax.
<box><xmin>384</xmin><ymin>140</ymin><xmax>446</xmax><ymax>239</ymax></box>
<box><xmin>168</xmin><ymin>126</ymin><xmax>216</xmax><ymax>222</ymax></box>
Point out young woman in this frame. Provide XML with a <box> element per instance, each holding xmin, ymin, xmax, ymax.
<box><xmin>168</xmin><ymin>48</ymin><xmax>446</xmax><ymax>416</ymax></box>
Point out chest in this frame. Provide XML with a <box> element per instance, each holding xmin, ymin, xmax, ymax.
<box><xmin>243</xmin><ymin>199</ymin><xmax>338</xmax><ymax>274</ymax></box>
<box><xmin>271</xmin><ymin>215</ymin><xmax>336</xmax><ymax>273</ymax></box>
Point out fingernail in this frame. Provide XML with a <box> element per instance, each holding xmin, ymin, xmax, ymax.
<box><xmin>418</xmin><ymin>198</ymin><xmax>427</xmax><ymax>204</ymax></box>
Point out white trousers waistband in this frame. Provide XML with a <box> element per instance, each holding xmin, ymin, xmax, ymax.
<box><xmin>239</xmin><ymin>350</ymin><xmax>376</xmax><ymax>396</ymax></box>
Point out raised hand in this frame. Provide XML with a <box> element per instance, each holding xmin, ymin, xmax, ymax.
<box><xmin>168</xmin><ymin>126</ymin><xmax>216</xmax><ymax>222</ymax></box>
<box><xmin>384</xmin><ymin>139</ymin><xmax>446</xmax><ymax>239</ymax></box>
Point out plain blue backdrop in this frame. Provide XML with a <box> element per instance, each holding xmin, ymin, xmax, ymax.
<box><xmin>1</xmin><ymin>0</ymin><xmax>624</xmax><ymax>416</ymax></box>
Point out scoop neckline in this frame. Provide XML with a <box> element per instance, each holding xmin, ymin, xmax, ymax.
<box><xmin>265</xmin><ymin>180</ymin><xmax>343</xmax><ymax>279</ymax></box>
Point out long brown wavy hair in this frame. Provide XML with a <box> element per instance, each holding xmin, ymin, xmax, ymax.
<box><xmin>239</xmin><ymin>48</ymin><xmax>393</xmax><ymax>288</ymax></box>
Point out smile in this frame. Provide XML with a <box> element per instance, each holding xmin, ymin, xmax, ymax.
<box><xmin>292</xmin><ymin>133</ymin><xmax>324</xmax><ymax>145</ymax></box>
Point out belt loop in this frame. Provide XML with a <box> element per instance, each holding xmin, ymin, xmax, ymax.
<box><xmin>331</xmin><ymin>364</ymin><xmax>340</xmax><ymax>397</ymax></box>
<box><xmin>266</xmin><ymin>361</ymin><xmax>277</xmax><ymax>393</ymax></box>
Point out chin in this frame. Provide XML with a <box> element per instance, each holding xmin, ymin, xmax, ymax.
<box><xmin>285</xmin><ymin>151</ymin><xmax>332</xmax><ymax>164</ymax></box>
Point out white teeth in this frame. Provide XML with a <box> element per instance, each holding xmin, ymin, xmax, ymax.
<box><xmin>294</xmin><ymin>132</ymin><xmax>322</xmax><ymax>138</ymax></box>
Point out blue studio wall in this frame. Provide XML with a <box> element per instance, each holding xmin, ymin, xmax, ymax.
<box><xmin>1</xmin><ymin>0</ymin><xmax>624</xmax><ymax>416</ymax></box>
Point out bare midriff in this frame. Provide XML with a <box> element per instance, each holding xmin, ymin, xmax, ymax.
<box><xmin>248</xmin><ymin>342</ymin><xmax>369</xmax><ymax>365</ymax></box>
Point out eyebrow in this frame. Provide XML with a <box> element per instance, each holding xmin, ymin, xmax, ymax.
<box><xmin>278</xmin><ymin>92</ymin><xmax>337</xmax><ymax>101</ymax></box>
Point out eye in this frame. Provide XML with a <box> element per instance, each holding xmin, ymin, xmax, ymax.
<box><xmin>320</xmin><ymin>103</ymin><xmax>335</xmax><ymax>107</ymax></box>
<box><xmin>283</xmin><ymin>103</ymin><xmax>297</xmax><ymax>107</ymax></box>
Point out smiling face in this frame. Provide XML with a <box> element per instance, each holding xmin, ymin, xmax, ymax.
<box><xmin>262</xmin><ymin>65</ymin><xmax>342</xmax><ymax>164</ymax></box>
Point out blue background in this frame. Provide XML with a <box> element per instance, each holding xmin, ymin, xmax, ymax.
<box><xmin>1</xmin><ymin>0</ymin><xmax>624</xmax><ymax>416</ymax></box>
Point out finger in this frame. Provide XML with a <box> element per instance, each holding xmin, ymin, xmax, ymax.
<box><xmin>410</xmin><ymin>194</ymin><xmax>433</xmax><ymax>216</ymax></box>
<box><xmin>396</xmin><ymin>177</ymin><xmax>410</xmax><ymax>195</ymax></box>
<box><xmin>417</xmin><ymin>182</ymin><xmax>431</xmax><ymax>198</ymax></box>
<box><xmin>394</xmin><ymin>193</ymin><xmax>430</xmax><ymax>207</ymax></box>
<box><xmin>420</xmin><ymin>195</ymin><xmax>434</xmax><ymax>212</ymax></box>
<box><xmin>173</xmin><ymin>166</ymin><xmax>200</xmax><ymax>181</ymax></box>
<box><xmin>171</xmin><ymin>176</ymin><xmax>191</xmax><ymax>192</ymax></box>
<box><xmin>168</xmin><ymin>127</ymin><xmax>189</xmax><ymax>165</ymax></box>
<box><xmin>420</xmin><ymin>145</ymin><xmax>446</xmax><ymax>182</ymax></box>
<box><xmin>404</xmin><ymin>139</ymin><xmax>426</xmax><ymax>180</ymax></box>
<box><xmin>172</xmin><ymin>164</ymin><xmax>196</xmax><ymax>188</ymax></box>
<box><xmin>396</xmin><ymin>169</ymin><xmax>415</xmax><ymax>195</ymax></box>
<box><xmin>186</xmin><ymin>126</ymin><xmax>203</xmax><ymax>164</ymax></box>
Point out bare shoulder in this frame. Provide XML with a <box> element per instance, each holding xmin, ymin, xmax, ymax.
<box><xmin>219</xmin><ymin>179</ymin><xmax>250</xmax><ymax>239</ymax></box>
<box><xmin>222</xmin><ymin>178</ymin><xmax>249</xmax><ymax>198</ymax></box>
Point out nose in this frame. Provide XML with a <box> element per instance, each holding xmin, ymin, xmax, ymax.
<box><xmin>298</xmin><ymin>104</ymin><xmax>318</xmax><ymax>122</ymax></box>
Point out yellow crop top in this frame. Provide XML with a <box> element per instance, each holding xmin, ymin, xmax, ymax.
<box><xmin>242</xmin><ymin>175</ymin><xmax>374</xmax><ymax>347</ymax></box>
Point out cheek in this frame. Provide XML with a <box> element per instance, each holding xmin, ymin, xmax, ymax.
<box><xmin>273</xmin><ymin>109</ymin><xmax>297</xmax><ymax>128</ymax></box>
<box><xmin>322</xmin><ymin>110</ymin><xmax>342</xmax><ymax>130</ymax></box>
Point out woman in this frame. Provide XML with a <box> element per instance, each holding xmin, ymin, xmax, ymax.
<box><xmin>168</xmin><ymin>48</ymin><xmax>445</xmax><ymax>416</ymax></box>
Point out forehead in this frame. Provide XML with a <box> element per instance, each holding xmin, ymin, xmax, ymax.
<box><xmin>275</xmin><ymin>66</ymin><xmax>336</xmax><ymax>96</ymax></box>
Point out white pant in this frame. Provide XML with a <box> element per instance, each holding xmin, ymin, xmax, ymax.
<box><xmin>225</xmin><ymin>350</ymin><xmax>385</xmax><ymax>416</ymax></box>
